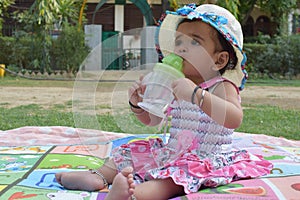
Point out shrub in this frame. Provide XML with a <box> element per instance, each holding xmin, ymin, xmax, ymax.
<box><xmin>244</xmin><ymin>35</ymin><xmax>300</xmax><ymax>79</ymax></box>
<box><xmin>1</xmin><ymin>32</ymin><xmax>299</xmax><ymax>79</ymax></box>
<box><xmin>0</xmin><ymin>36</ymin><xmax>14</xmax><ymax>65</ymax></box>
<box><xmin>243</xmin><ymin>43</ymin><xmax>267</xmax><ymax>74</ymax></box>
<box><xmin>0</xmin><ymin>32</ymin><xmax>49</xmax><ymax>71</ymax></box>
<box><xmin>51</xmin><ymin>25</ymin><xmax>90</xmax><ymax>75</ymax></box>
<box><xmin>289</xmin><ymin>35</ymin><xmax>300</xmax><ymax>75</ymax></box>
<box><xmin>0</xmin><ymin>26</ymin><xmax>90</xmax><ymax>75</ymax></box>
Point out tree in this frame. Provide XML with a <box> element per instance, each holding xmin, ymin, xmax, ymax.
<box><xmin>14</xmin><ymin>0</ymin><xmax>85</xmax><ymax>72</ymax></box>
<box><xmin>0</xmin><ymin>0</ymin><xmax>14</xmax><ymax>35</ymax></box>
<box><xmin>239</xmin><ymin>0</ymin><xmax>298</xmax><ymax>35</ymax></box>
<box><xmin>19</xmin><ymin>0</ymin><xmax>82</xmax><ymax>31</ymax></box>
<box><xmin>167</xmin><ymin>0</ymin><xmax>299</xmax><ymax>35</ymax></box>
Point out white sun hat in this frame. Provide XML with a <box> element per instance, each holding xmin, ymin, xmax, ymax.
<box><xmin>156</xmin><ymin>3</ymin><xmax>248</xmax><ymax>90</ymax></box>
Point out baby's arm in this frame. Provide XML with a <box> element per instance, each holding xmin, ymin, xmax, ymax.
<box><xmin>197</xmin><ymin>82</ymin><xmax>243</xmax><ymax>129</ymax></box>
<box><xmin>128</xmin><ymin>75</ymin><xmax>163</xmax><ymax>126</ymax></box>
<box><xmin>172</xmin><ymin>78</ymin><xmax>243</xmax><ymax>129</ymax></box>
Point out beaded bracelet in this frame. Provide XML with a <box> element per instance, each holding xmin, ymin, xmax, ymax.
<box><xmin>89</xmin><ymin>169</ymin><xmax>108</xmax><ymax>188</ymax></box>
<box><xmin>129</xmin><ymin>101</ymin><xmax>141</xmax><ymax>109</ymax></box>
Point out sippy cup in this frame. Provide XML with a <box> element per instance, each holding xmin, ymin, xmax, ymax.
<box><xmin>138</xmin><ymin>53</ymin><xmax>185</xmax><ymax>118</ymax></box>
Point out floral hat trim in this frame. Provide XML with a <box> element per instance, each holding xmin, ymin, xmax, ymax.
<box><xmin>155</xmin><ymin>3</ymin><xmax>248</xmax><ymax>90</ymax></box>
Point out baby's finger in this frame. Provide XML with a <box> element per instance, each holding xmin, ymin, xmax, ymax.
<box><xmin>128</xmin><ymin>82</ymin><xmax>139</xmax><ymax>96</ymax></box>
<box><xmin>129</xmin><ymin>80</ymin><xmax>145</xmax><ymax>97</ymax></box>
<box><xmin>139</xmin><ymin>74</ymin><xmax>144</xmax><ymax>82</ymax></box>
<box><xmin>132</xmin><ymin>81</ymin><xmax>140</xmax><ymax>90</ymax></box>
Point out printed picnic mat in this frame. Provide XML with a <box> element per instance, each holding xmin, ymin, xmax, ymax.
<box><xmin>0</xmin><ymin>126</ymin><xmax>299</xmax><ymax>200</ymax></box>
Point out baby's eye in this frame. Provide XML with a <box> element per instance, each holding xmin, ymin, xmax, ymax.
<box><xmin>175</xmin><ymin>39</ymin><xmax>182</xmax><ymax>46</ymax></box>
<box><xmin>191</xmin><ymin>39</ymin><xmax>200</xmax><ymax>46</ymax></box>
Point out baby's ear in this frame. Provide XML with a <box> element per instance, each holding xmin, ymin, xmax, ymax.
<box><xmin>213</xmin><ymin>51</ymin><xmax>229</xmax><ymax>71</ymax></box>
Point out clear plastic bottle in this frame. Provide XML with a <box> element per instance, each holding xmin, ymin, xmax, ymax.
<box><xmin>138</xmin><ymin>53</ymin><xmax>185</xmax><ymax>118</ymax></box>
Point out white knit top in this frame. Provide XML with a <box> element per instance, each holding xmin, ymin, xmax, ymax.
<box><xmin>168</xmin><ymin>100</ymin><xmax>233</xmax><ymax>156</ymax></box>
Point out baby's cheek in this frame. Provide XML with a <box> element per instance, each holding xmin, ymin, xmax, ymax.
<box><xmin>183</xmin><ymin>65</ymin><xmax>200</xmax><ymax>76</ymax></box>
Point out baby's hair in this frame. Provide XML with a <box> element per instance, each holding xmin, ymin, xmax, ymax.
<box><xmin>215</xmin><ymin>31</ymin><xmax>238</xmax><ymax>74</ymax></box>
<box><xmin>177</xmin><ymin>19</ymin><xmax>238</xmax><ymax>75</ymax></box>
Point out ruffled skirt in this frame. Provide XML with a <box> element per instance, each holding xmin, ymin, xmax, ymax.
<box><xmin>112</xmin><ymin>134</ymin><xmax>273</xmax><ymax>194</ymax></box>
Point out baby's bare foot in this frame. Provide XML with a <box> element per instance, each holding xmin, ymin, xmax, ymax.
<box><xmin>105</xmin><ymin>167</ymin><xmax>135</xmax><ymax>200</ymax></box>
<box><xmin>55</xmin><ymin>170</ymin><xmax>106</xmax><ymax>191</ymax></box>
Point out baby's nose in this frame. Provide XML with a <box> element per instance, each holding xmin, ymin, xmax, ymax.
<box><xmin>179</xmin><ymin>47</ymin><xmax>187</xmax><ymax>53</ymax></box>
<box><xmin>175</xmin><ymin>45</ymin><xmax>188</xmax><ymax>55</ymax></box>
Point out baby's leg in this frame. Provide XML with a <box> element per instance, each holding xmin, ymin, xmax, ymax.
<box><xmin>55</xmin><ymin>158</ymin><xmax>117</xmax><ymax>191</ymax></box>
<box><xmin>133</xmin><ymin>177</ymin><xmax>185</xmax><ymax>200</ymax></box>
<box><xmin>104</xmin><ymin>167</ymin><xmax>135</xmax><ymax>200</ymax></box>
<box><xmin>106</xmin><ymin>175</ymin><xmax>184</xmax><ymax>200</ymax></box>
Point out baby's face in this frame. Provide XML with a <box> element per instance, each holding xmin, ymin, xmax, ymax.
<box><xmin>174</xmin><ymin>20</ymin><xmax>220</xmax><ymax>84</ymax></box>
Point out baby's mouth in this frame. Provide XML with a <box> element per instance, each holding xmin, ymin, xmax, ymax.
<box><xmin>182</xmin><ymin>59</ymin><xmax>193</xmax><ymax>67</ymax></box>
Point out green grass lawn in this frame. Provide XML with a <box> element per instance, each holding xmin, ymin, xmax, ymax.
<box><xmin>237</xmin><ymin>105</ymin><xmax>299</xmax><ymax>140</ymax></box>
<box><xmin>247</xmin><ymin>80</ymin><xmax>300</xmax><ymax>87</ymax></box>
<box><xmin>0</xmin><ymin>104</ymin><xmax>123</xmax><ymax>132</ymax></box>
<box><xmin>0</xmin><ymin>103</ymin><xmax>299</xmax><ymax>140</ymax></box>
<box><xmin>0</xmin><ymin>76</ymin><xmax>75</xmax><ymax>87</ymax></box>
<box><xmin>0</xmin><ymin>76</ymin><xmax>299</xmax><ymax>140</ymax></box>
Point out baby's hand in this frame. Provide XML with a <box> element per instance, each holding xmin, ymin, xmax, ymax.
<box><xmin>172</xmin><ymin>78</ymin><xmax>197</xmax><ymax>102</ymax></box>
<box><xmin>128</xmin><ymin>75</ymin><xmax>146</xmax><ymax>105</ymax></box>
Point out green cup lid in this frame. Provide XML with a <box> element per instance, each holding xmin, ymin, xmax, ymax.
<box><xmin>162</xmin><ymin>53</ymin><xmax>183</xmax><ymax>72</ymax></box>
